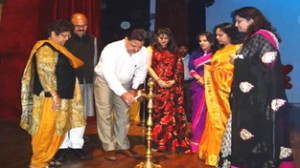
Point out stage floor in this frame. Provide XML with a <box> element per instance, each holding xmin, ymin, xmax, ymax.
<box><xmin>1</xmin><ymin>105</ymin><xmax>299</xmax><ymax>168</ymax></box>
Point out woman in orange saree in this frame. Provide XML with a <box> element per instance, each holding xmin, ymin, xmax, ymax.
<box><xmin>198</xmin><ymin>23</ymin><xmax>242</xmax><ymax>166</ymax></box>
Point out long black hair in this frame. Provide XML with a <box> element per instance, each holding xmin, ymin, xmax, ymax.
<box><xmin>214</xmin><ymin>23</ymin><xmax>243</xmax><ymax>49</ymax></box>
<box><xmin>232</xmin><ymin>6</ymin><xmax>281</xmax><ymax>42</ymax></box>
<box><xmin>197</xmin><ymin>31</ymin><xmax>217</xmax><ymax>54</ymax></box>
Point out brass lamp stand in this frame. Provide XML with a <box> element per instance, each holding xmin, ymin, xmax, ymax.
<box><xmin>135</xmin><ymin>78</ymin><xmax>161</xmax><ymax>168</ymax></box>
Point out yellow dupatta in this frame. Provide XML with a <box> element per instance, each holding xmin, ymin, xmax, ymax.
<box><xmin>20</xmin><ymin>40</ymin><xmax>84</xmax><ymax>135</ymax></box>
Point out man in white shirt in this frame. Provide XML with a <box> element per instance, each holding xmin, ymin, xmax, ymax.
<box><xmin>94</xmin><ymin>29</ymin><xmax>148</xmax><ymax>161</ymax></box>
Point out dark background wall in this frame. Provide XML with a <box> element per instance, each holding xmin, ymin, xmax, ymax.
<box><xmin>99</xmin><ymin>0</ymin><xmax>210</xmax><ymax>51</ymax></box>
<box><xmin>99</xmin><ymin>0</ymin><xmax>150</xmax><ymax>50</ymax></box>
<box><xmin>0</xmin><ymin>0</ymin><xmax>208</xmax><ymax>120</ymax></box>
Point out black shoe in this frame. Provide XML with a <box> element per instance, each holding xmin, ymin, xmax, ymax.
<box><xmin>49</xmin><ymin>159</ymin><xmax>63</xmax><ymax>167</ymax></box>
<box><xmin>117</xmin><ymin>149</ymin><xmax>140</xmax><ymax>158</ymax></box>
<box><xmin>72</xmin><ymin>148</ymin><xmax>87</xmax><ymax>159</ymax></box>
<box><xmin>54</xmin><ymin>149</ymin><xmax>67</xmax><ymax>161</ymax></box>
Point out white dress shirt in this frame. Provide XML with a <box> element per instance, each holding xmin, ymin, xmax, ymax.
<box><xmin>94</xmin><ymin>39</ymin><xmax>149</xmax><ymax>96</ymax></box>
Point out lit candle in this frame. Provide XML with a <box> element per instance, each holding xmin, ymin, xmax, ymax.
<box><xmin>134</xmin><ymin>90</ymin><xmax>141</xmax><ymax>101</ymax></box>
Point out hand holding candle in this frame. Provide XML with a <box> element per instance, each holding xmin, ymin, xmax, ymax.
<box><xmin>134</xmin><ymin>90</ymin><xmax>142</xmax><ymax>101</ymax></box>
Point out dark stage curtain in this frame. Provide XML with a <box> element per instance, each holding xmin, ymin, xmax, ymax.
<box><xmin>39</xmin><ymin>0</ymin><xmax>101</xmax><ymax>40</ymax></box>
<box><xmin>155</xmin><ymin>0</ymin><xmax>189</xmax><ymax>45</ymax></box>
<box><xmin>0</xmin><ymin>0</ymin><xmax>42</xmax><ymax>120</ymax></box>
<box><xmin>53</xmin><ymin>0</ymin><xmax>101</xmax><ymax>40</ymax></box>
<box><xmin>155</xmin><ymin>0</ymin><xmax>206</xmax><ymax>51</ymax></box>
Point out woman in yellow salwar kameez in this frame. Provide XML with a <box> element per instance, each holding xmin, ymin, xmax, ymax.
<box><xmin>20</xmin><ymin>20</ymin><xmax>86</xmax><ymax>168</ymax></box>
<box><xmin>198</xmin><ymin>23</ymin><xmax>242</xmax><ymax>166</ymax></box>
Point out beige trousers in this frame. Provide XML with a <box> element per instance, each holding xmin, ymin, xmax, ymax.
<box><xmin>94</xmin><ymin>76</ymin><xmax>131</xmax><ymax>151</ymax></box>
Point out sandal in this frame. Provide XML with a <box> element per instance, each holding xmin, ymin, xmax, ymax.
<box><xmin>49</xmin><ymin>159</ymin><xmax>62</xmax><ymax>167</ymax></box>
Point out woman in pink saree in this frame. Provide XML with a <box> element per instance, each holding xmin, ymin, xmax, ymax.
<box><xmin>188</xmin><ymin>32</ymin><xmax>215</xmax><ymax>152</ymax></box>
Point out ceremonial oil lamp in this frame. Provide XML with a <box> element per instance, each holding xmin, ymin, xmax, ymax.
<box><xmin>135</xmin><ymin>78</ymin><xmax>161</xmax><ymax>168</ymax></box>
